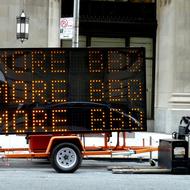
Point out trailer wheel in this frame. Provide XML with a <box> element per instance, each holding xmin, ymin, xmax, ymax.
<box><xmin>51</xmin><ymin>143</ymin><xmax>82</xmax><ymax>173</ymax></box>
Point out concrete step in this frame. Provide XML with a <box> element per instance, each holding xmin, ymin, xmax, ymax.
<box><xmin>112</xmin><ymin>168</ymin><xmax>171</xmax><ymax>174</ymax></box>
<box><xmin>107</xmin><ymin>164</ymin><xmax>157</xmax><ymax>171</ymax></box>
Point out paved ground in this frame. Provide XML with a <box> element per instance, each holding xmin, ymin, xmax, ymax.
<box><xmin>0</xmin><ymin>159</ymin><xmax>190</xmax><ymax>190</ymax></box>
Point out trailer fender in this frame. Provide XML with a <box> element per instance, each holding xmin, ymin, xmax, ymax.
<box><xmin>46</xmin><ymin>136</ymin><xmax>84</xmax><ymax>154</ymax></box>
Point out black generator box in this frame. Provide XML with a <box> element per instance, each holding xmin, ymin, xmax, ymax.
<box><xmin>158</xmin><ymin>139</ymin><xmax>189</xmax><ymax>174</ymax></box>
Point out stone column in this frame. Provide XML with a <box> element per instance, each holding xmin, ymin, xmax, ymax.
<box><xmin>48</xmin><ymin>0</ymin><xmax>61</xmax><ymax>47</ymax></box>
<box><xmin>155</xmin><ymin>0</ymin><xmax>190</xmax><ymax>133</ymax></box>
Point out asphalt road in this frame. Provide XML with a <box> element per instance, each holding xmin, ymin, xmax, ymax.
<box><xmin>0</xmin><ymin>159</ymin><xmax>190</xmax><ymax>190</ymax></box>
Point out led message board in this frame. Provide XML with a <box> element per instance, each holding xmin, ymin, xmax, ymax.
<box><xmin>0</xmin><ymin>48</ymin><xmax>146</xmax><ymax>134</ymax></box>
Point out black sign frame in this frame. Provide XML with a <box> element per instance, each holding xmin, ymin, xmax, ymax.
<box><xmin>0</xmin><ymin>48</ymin><xmax>147</xmax><ymax>134</ymax></box>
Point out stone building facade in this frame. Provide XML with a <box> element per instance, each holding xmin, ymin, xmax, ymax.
<box><xmin>0</xmin><ymin>0</ymin><xmax>190</xmax><ymax>134</ymax></box>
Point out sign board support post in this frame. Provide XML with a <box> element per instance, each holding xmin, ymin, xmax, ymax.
<box><xmin>72</xmin><ymin>0</ymin><xmax>80</xmax><ymax>48</ymax></box>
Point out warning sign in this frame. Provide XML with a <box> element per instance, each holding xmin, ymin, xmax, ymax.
<box><xmin>60</xmin><ymin>17</ymin><xmax>73</xmax><ymax>39</ymax></box>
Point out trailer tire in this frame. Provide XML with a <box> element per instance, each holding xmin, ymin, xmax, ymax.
<box><xmin>51</xmin><ymin>142</ymin><xmax>82</xmax><ymax>173</ymax></box>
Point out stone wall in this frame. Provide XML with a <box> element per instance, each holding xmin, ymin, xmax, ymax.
<box><xmin>0</xmin><ymin>0</ymin><xmax>61</xmax><ymax>48</ymax></box>
<box><xmin>155</xmin><ymin>0</ymin><xmax>190</xmax><ymax>133</ymax></box>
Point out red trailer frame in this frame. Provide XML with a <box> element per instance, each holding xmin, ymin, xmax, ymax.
<box><xmin>0</xmin><ymin>133</ymin><xmax>158</xmax><ymax>173</ymax></box>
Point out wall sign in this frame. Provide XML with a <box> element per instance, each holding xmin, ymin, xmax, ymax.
<box><xmin>60</xmin><ymin>17</ymin><xmax>73</xmax><ymax>39</ymax></box>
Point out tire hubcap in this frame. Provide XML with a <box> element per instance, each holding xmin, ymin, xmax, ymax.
<box><xmin>56</xmin><ymin>147</ymin><xmax>77</xmax><ymax>169</ymax></box>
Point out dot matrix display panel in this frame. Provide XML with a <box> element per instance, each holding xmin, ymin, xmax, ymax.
<box><xmin>0</xmin><ymin>48</ymin><xmax>146</xmax><ymax>134</ymax></box>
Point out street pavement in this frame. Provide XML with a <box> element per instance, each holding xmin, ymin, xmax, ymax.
<box><xmin>0</xmin><ymin>159</ymin><xmax>190</xmax><ymax>190</ymax></box>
